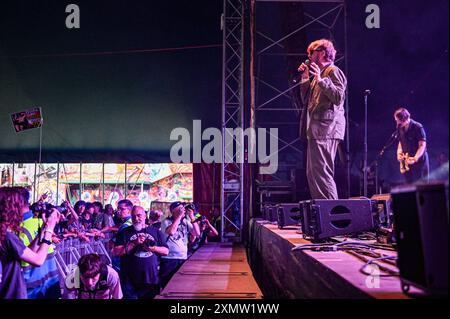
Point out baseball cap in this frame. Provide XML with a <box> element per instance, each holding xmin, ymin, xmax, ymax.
<box><xmin>169</xmin><ymin>201</ymin><xmax>183</xmax><ymax>212</ymax></box>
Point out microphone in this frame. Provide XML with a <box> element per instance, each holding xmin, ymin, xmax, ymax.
<box><xmin>292</xmin><ymin>59</ymin><xmax>311</xmax><ymax>83</ymax></box>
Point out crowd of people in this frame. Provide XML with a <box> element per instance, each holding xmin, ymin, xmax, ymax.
<box><xmin>0</xmin><ymin>187</ymin><xmax>219</xmax><ymax>299</ymax></box>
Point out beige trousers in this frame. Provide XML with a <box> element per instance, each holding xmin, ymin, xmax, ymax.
<box><xmin>306</xmin><ymin>139</ymin><xmax>340</xmax><ymax>199</ymax></box>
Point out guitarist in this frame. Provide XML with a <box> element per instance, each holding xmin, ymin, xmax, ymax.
<box><xmin>394</xmin><ymin>107</ymin><xmax>429</xmax><ymax>184</ymax></box>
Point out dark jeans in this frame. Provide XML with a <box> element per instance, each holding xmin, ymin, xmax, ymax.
<box><xmin>405</xmin><ymin>159</ymin><xmax>429</xmax><ymax>184</ymax></box>
<box><xmin>27</xmin><ymin>279</ymin><xmax>61</xmax><ymax>299</ymax></box>
<box><xmin>121</xmin><ymin>281</ymin><xmax>160</xmax><ymax>299</ymax></box>
<box><xmin>159</xmin><ymin>258</ymin><xmax>186</xmax><ymax>289</ymax></box>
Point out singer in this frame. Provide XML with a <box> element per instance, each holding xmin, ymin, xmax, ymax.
<box><xmin>298</xmin><ymin>39</ymin><xmax>347</xmax><ymax>199</ymax></box>
<box><xmin>394</xmin><ymin>107</ymin><xmax>429</xmax><ymax>183</ymax></box>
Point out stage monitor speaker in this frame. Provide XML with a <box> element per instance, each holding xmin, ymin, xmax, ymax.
<box><xmin>300</xmin><ymin>199</ymin><xmax>375</xmax><ymax>241</ymax></box>
<box><xmin>277</xmin><ymin>203</ymin><xmax>301</xmax><ymax>229</ymax></box>
<box><xmin>262</xmin><ymin>204</ymin><xmax>277</xmax><ymax>222</ymax></box>
<box><xmin>371</xmin><ymin>193</ymin><xmax>393</xmax><ymax>227</ymax></box>
<box><xmin>391</xmin><ymin>182</ymin><xmax>448</xmax><ymax>296</ymax></box>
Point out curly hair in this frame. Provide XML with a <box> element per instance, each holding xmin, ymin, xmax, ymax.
<box><xmin>307</xmin><ymin>39</ymin><xmax>337</xmax><ymax>62</ymax></box>
<box><xmin>0</xmin><ymin>187</ymin><xmax>29</xmax><ymax>244</ymax></box>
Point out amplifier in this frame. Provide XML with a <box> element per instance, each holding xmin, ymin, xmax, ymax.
<box><xmin>371</xmin><ymin>193</ymin><xmax>393</xmax><ymax>227</ymax></box>
<box><xmin>300</xmin><ymin>199</ymin><xmax>375</xmax><ymax>241</ymax></box>
<box><xmin>277</xmin><ymin>203</ymin><xmax>301</xmax><ymax>229</ymax></box>
<box><xmin>392</xmin><ymin>182</ymin><xmax>448</xmax><ymax>296</ymax></box>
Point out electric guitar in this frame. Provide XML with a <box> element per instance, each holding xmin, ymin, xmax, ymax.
<box><xmin>399</xmin><ymin>152</ymin><xmax>410</xmax><ymax>174</ymax></box>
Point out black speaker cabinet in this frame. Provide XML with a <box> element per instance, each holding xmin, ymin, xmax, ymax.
<box><xmin>263</xmin><ymin>204</ymin><xmax>277</xmax><ymax>222</ymax></box>
<box><xmin>300</xmin><ymin>199</ymin><xmax>375</xmax><ymax>241</ymax></box>
<box><xmin>371</xmin><ymin>193</ymin><xmax>394</xmax><ymax>227</ymax></box>
<box><xmin>277</xmin><ymin>203</ymin><xmax>301</xmax><ymax>229</ymax></box>
<box><xmin>391</xmin><ymin>182</ymin><xmax>448</xmax><ymax>296</ymax></box>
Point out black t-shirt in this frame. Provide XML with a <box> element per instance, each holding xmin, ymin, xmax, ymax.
<box><xmin>398</xmin><ymin>119</ymin><xmax>427</xmax><ymax>163</ymax></box>
<box><xmin>0</xmin><ymin>232</ymin><xmax>27</xmax><ymax>299</ymax></box>
<box><xmin>115</xmin><ymin>225</ymin><xmax>168</xmax><ymax>285</ymax></box>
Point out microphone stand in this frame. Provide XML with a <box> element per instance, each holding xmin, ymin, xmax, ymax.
<box><xmin>370</xmin><ymin>130</ymin><xmax>398</xmax><ymax>194</ymax></box>
<box><xmin>363</xmin><ymin>90</ymin><xmax>371</xmax><ymax>197</ymax></box>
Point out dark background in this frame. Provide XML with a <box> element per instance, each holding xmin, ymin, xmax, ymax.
<box><xmin>0</xmin><ymin>0</ymin><xmax>223</xmax><ymax>162</ymax></box>
<box><xmin>346</xmin><ymin>0</ymin><xmax>448</xmax><ymax>186</ymax></box>
<box><xmin>0</xmin><ymin>1</ymin><xmax>448</xmax><ymax>184</ymax></box>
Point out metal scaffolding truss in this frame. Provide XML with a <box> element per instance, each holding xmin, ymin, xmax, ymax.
<box><xmin>220</xmin><ymin>0</ymin><xmax>349</xmax><ymax>242</ymax></box>
<box><xmin>253</xmin><ymin>0</ymin><xmax>350</xmax><ymax>194</ymax></box>
<box><xmin>221</xmin><ymin>0</ymin><xmax>245</xmax><ymax>242</ymax></box>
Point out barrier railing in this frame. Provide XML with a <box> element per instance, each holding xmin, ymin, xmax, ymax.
<box><xmin>54</xmin><ymin>238</ymin><xmax>111</xmax><ymax>278</ymax></box>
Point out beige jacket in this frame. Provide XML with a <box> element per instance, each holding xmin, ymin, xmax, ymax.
<box><xmin>299</xmin><ymin>64</ymin><xmax>347</xmax><ymax>140</ymax></box>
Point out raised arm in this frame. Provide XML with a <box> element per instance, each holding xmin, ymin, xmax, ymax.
<box><xmin>165</xmin><ymin>214</ymin><xmax>183</xmax><ymax>236</ymax></box>
<box><xmin>20</xmin><ymin>210</ymin><xmax>59</xmax><ymax>266</ymax></box>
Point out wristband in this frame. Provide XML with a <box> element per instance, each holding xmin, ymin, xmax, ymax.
<box><xmin>41</xmin><ymin>238</ymin><xmax>52</xmax><ymax>245</ymax></box>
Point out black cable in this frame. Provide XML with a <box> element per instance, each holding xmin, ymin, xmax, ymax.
<box><xmin>358</xmin><ymin>256</ymin><xmax>399</xmax><ymax>277</ymax></box>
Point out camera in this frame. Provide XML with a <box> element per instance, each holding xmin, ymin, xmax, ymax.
<box><xmin>195</xmin><ymin>214</ymin><xmax>207</xmax><ymax>226</ymax></box>
<box><xmin>144</xmin><ymin>238</ymin><xmax>156</xmax><ymax>247</ymax></box>
<box><xmin>32</xmin><ymin>202</ymin><xmax>67</xmax><ymax>218</ymax></box>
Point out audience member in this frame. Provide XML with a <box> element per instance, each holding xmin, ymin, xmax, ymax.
<box><xmin>112</xmin><ymin>206</ymin><xmax>168</xmax><ymax>299</ymax></box>
<box><xmin>65</xmin><ymin>253</ymin><xmax>122</xmax><ymax>299</ymax></box>
<box><xmin>0</xmin><ymin>187</ymin><xmax>59</xmax><ymax>299</ymax></box>
<box><xmin>159</xmin><ymin>201</ymin><xmax>200</xmax><ymax>288</ymax></box>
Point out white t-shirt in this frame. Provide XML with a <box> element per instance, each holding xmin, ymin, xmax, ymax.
<box><xmin>160</xmin><ymin>217</ymin><xmax>193</xmax><ymax>260</ymax></box>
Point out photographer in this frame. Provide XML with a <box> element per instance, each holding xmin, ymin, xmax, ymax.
<box><xmin>0</xmin><ymin>187</ymin><xmax>59</xmax><ymax>299</ymax></box>
<box><xmin>20</xmin><ymin>201</ymin><xmax>63</xmax><ymax>299</ymax></box>
<box><xmin>66</xmin><ymin>253</ymin><xmax>122</xmax><ymax>299</ymax></box>
<box><xmin>159</xmin><ymin>201</ymin><xmax>200</xmax><ymax>289</ymax></box>
<box><xmin>189</xmin><ymin>213</ymin><xmax>219</xmax><ymax>253</ymax></box>
<box><xmin>112</xmin><ymin>206</ymin><xmax>168</xmax><ymax>299</ymax></box>
<box><xmin>31</xmin><ymin>199</ymin><xmax>72</xmax><ymax>243</ymax></box>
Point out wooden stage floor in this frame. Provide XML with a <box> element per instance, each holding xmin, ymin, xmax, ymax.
<box><xmin>157</xmin><ymin>242</ymin><xmax>263</xmax><ymax>299</ymax></box>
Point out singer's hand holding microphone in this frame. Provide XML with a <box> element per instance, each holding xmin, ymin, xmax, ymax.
<box><xmin>295</xmin><ymin>59</ymin><xmax>321</xmax><ymax>83</ymax></box>
<box><xmin>297</xmin><ymin>59</ymin><xmax>311</xmax><ymax>81</ymax></box>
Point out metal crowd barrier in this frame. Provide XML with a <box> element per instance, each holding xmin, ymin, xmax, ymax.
<box><xmin>53</xmin><ymin>238</ymin><xmax>113</xmax><ymax>298</ymax></box>
<box><xmin>54</xmin><ymin>238</ymin><xmax>112</xmax><ymax>279</ymax></box>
